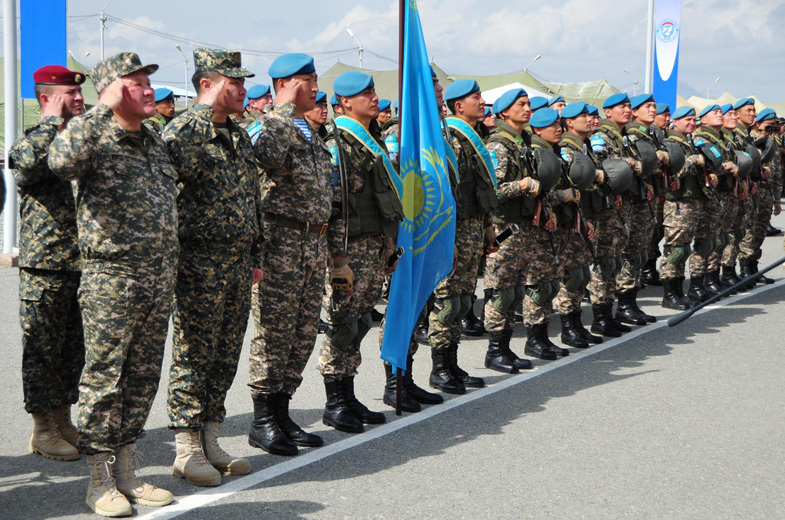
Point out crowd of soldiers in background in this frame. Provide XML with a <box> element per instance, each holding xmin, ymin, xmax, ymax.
<box><xmin>9</xmin><ymin>45</ymin><xmax>784</xmax><ymax>517</ymax></box>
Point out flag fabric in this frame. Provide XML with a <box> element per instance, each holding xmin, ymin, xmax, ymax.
<box><xmin>380</xmin><ymin>0</ymin><xmax>457</xmax><ymax>373</ymax></box>
<box><xmin>21</xmin><ymin>0</ymin><xmax>67</xmax><ymax>99</ymax></box>
<box><xmin>653</xmin><ymin>0</ymin><xmax>682</xmax><ymax>108</ymax></box>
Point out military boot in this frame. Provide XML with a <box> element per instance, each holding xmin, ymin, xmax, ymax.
<box><xmin>674</xmin><ymin>277</ymin><xmax>692</xmax><ymax>306</ymax></box>
<box><xmin>113</xmin><ymin>443</ymin><xmax>173</xmax><ymax>506</ymax></box>
<box><xmin>750</xmin><ymin>260</ymin><xmax>775</xmax><ymax>285</ymax></box>
<box><xmin>202</xmin><ymin>421</ymin><xmax>251</xmax><ymax>475</ymax></box>
<box><xmin>446</xmin><ymin>343</ymin><xmax>485</xmax><ymax>387</ymax></box>
<box><xmin>461</xmin><ymin>306</ymin><xmax>485</xmax><ymax>336</ymax></box>
<box><xmin>571</xmin><ymin>310</ymin><xmax>602</xmax><ymax>344</ymax></box>
<box><xmin>431</xmin><ymin>348</ymin><xmax>467</xmax><ymax>393</ymax></box>
<box><xmin>721</xmin><ymin>266</ymin><xmax>747</xmax><ymax>292</ymax></box>
<box><xmin>615</xmin><ymin>290</ymin><xmax>648</xmax><ymax>326</ymax></box>
<box><xmin>661</xmin><ymin>278</ymin><xmax>690</xmax><ymax>310</ymax></box>
<box><xmin>484</xmin><ymin>333</ymin><xmax>520</xmax><ymax>374</ymax></box>
<box><xmin>248</xmin><ymin>394</ymin><xmax>298</xmax><ymax>456</ymax></box>
<box><xmin>738</xmin><ymin>259</ymin><xmax>756</xmax><ymax>290</ymax></box>
<box><xmin>173</xmin><ymin>429</ymin><xmax>222</xmax><ymax>486</ymax></box>
<box><xmin>497</xmin><ymin>329</ymin><xmax>532</xmax><ymax>370</ymax></box>
<box><xmin>687</xmin><ymin>275</ymin><xmax>712</xmax><ymax>302</ymax></box>
<box><xmin>322</xmin><ymin>379</ymin><xmax>364</xmax><ymax>433</ymax></box>
<box><xmin>342</xmin><ymin>376</ymin><xmax>386</xmax><ymax>424</ymax></box>
<box><xmin>704</xmin><ymin>270</ymin><xmax>726</xmax><ymax>295</ymax></box>
<box><xmin>524</xmin><ymin>325</ymin><xmax>558</xmax><ymax>360</ymax></box>
<box><xmin>270</xmin><ymin>393</ymin><xmax>323</xmax><ymax>447</ymax></box>
<box><xmin>382</xmin><ymin>363</ymin><xmax>421</xmax><ymax>413</ymax></box>
<box><xmin>631</xmin><ymin>287</ymin><xmax>656</xmax><ymax>322</ymax></box>
<box><xmin>29</xmin><ymin>411</ymin><xmax>79</xmax><ymax>461</ymax></box>
<box><xmin>414</xmin><ymin>318</ymin><xmax>429</xmax><ymax>345</ymax></box>
<box><xmin>539</xmin><ymin>324</ymin><xmax>569</xmax><ymax>357</ymax></box>
<box><xmin>85</xmin><ymin>452</ymin><xmax>132</xmax><ymax>517</ymax></box>
<box><xmin>52</xmin><ymin>404</ymin><xmax>79</xmax><ymax>446</ymax></box>
<box><xmin>559</xmin><ymin>313</ymin><xmax>589</xmax><ymax>348</ymax></box>
<box><xmin>641</xmin><ymin>258</ymin><xmax>662</xmax><ymax>286</ymax></box>
<box><xmin>590</xmin><ymin>303</ymin><xmax>621</xmax><ymax>338</ymax></box>
<box><xmin>401</xmin><ymin>353</ymin><xmax>443</xmax><ymax>404</ymax></box>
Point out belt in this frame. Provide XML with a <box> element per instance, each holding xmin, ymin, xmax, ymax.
<box><xmin>263</xmin><ymin>213</ymin><xmax>328</xmax><ymax>236</ymax></box>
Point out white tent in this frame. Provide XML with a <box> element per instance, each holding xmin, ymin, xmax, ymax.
<box><xmin>481</xmin><ymin>82</ymin><xmax>553</xmax><ymax>107</ymax></box>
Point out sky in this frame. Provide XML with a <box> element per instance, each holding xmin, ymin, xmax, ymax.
<box><xmin>16</xmin><ymin>0</ymin><xmax>785</xmax><ymax>102</ymax></box>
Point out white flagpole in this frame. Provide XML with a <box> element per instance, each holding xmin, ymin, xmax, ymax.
<box><xmin>644</xmin><ymin>0</ymin><xmax>655</xmax><ymax>93</ymax></box>
<box><xmin>4</xmin><ymin>0</ymin><xmax>19</xmax><ymax>254</ymax></box>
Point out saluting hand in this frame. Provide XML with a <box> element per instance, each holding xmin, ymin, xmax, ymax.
<box><xmin>201</xmin><ymin>78</ymin><xmax>226</xmax><ymax>108</ymax></box>
<box><xmin>99</xmin><ymin>78</ymin><xmax>126</xmax><ymax>110</ymax></box>
<box><xmin>275</xmin><ymin>78</ymin><xmax>302</xmax><ymax>106</ymax></box>
<box><xmin>41</xmin><ymin>94</ymin><xmax>65</xmax><ymax>120</ymax></box>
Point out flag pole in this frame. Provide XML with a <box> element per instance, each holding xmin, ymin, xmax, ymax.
<box><xmin>394</xmin><ymin>0</ymin><xmax>405</xmax><ymax>416</ymax></box>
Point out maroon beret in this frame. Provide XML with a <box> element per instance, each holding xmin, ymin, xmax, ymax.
<box><xmin>33</xmin><ymin>65</ymin><xmax>86</xmax><ymax>86</ymax></box>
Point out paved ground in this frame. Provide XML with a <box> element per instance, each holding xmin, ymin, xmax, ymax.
<box><xmin>1</xmin><ymin>212</ymin><xmax>784</xmax><ymax>519</ymax></box>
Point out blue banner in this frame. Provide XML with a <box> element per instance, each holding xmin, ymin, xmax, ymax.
<box><xmin>380</xmin><ymin>0</ymin><xmax>457</xmax><ymax>373</ymax></box>
<box><xmin>652</xmin><ymin>0</ymin><xmax>682</xmax><ymax>110</ymax></box>
<box><xmin>21</xmin><ymin>0</ymin><xmax>67</xmax><ymax>99</ymax></box>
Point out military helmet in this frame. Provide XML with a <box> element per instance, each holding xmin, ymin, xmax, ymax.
<box><xmin>601</xmin><ymin>158</ymin><xmax>634</xmax><ymax>194</ymax></box>
<box><xmin>755</xmin><ymin>135</ymin><xmax>776</xmax><ymax>164</ymax></box>
<box><xmin>663</xmin><ymin>140</ymin><xmax>686</xmax><ymax>177</ymax></box>
<box><xmin>568</xmin><ymin>151</ymin><xmax>596</xmax><ymax>190</ymax></box>
<box><xmin>532</xmin><ymin>148</ymin><xmax>561</xmax><ymax>191</ymax></box>
<box><xmin>696</xmin><ymin>142</ymin><xmax>724</xmax><ymax>172</ymax></box>
<box><xmin>744</xmin><ymin>142</ymin><xmax>762</xmax><ymax>171</ymax></box>
<box><xmin>633</xmin><ymin>139</ymin><xmax>659</xmax><ymax>179</ymax></box>
<box><xmin>734</xmin><ymin>150</ymin><xmax>753</xmax><ymax>179</ymax></box>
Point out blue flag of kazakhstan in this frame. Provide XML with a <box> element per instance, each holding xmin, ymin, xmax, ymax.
<box><xmin>380</xmin><ymin>0</ymin><xmax>457</xmax><ymax>373</ymax></box>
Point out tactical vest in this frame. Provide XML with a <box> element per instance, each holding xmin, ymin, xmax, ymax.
<box><xmin>486</xmin><ymin>122</ymin><xmax>536</xmax><ymax>224</ymax></box>
<box><xmin>624</xmin><ymin>122</ymin><xmax>661</xmax><ymax>199</ymax></box>
<box><xmin>695</xmin><ymin>126</ymin><xmax>734</xmax><ymax>193</ymax></box>
<box><xmin>452</xmin><ymin>127</ymin><xmax>498</xmax><ymax>219</ymax></box>
<box><xmin>532</xmin><ymin>134</ymin><xmax>574</xmax><ymax>226</ymax></box>
<box><xmin>664</xmin><ymin>131</ymin><xmax>702</xmax><ymax>200</ymax></box>
<box><xmin>560</xmin><ymin>132</ymin><xmax>607</xmax><ymax>217</ymax></box>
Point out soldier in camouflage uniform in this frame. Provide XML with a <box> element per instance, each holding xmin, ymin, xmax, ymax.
<box><xmin>144</xmin><ymin>88</ymin><xmax>175</xmax><ymax>134</ymax></box>
<box><xmin>48</xmin><ymin>52</ymin><xmax>177</xmax><ymax>517</ymax></box>
<box><xmin>9</xmin><ymin>65</ymin><xmax>86</xmax><ymax>463</ymax></box>
<box><xmin>242</xmin><ymin>84</ymin><xmax>273</xmax><ymax>136</ymax></box>
<box><xmin>642</xmin><ymin>103</ymin><xmax>672</xmax><ymax>286</ymax></box>
<box><xmin>305</xmin><ymin>90</ymin><xmax>330</xmax><ymax>140</ymax></box>
<box><xmin>249</xmin><ymin>53</ymin><xmax>339</xmax><ymax>457</ymax></box>
<box><xmin>162</xmin><ymin>49</ymin><xmax>263</xmax><ymax>487</ymax></box>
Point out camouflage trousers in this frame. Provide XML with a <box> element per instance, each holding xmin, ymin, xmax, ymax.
<box><xmin>587</xmin><ymin>210</ymin><xmax>627</xmax><ymax>304</ymax></box>
<box><xmin>649</xmin><ymin>197</ymin><xmax>665</xmax><ymax>261</ymax></box>
<box><xmin>689</xmin><ymin>194</ymin><xmax>722</xmax><ymax>277</ymax></box>
<box><xmin>483</xmin><ymin>223</ymin><xmax>527</xmax><ymax>334</ymax></box>
<box><xmin>77</xmin><ymin>263</ymin><xmax>175</xmax><ymax>454</ymax></box>
<box><xmin>660</xmin><ymin>199</ymin><xmax>701</xmax><ymax>279</ymax></box>
<box><xmin>520</xmin><ymin>225</ymin><xmax>563</xmax><ymax>328</ymax></box>
<box><xmin>720</xmin><ymin>193</ymin><xmax>745</xmax><ymax>268</ymax></box>
<box><xmin>167</xmin><ymin>250</ymin><xmax>252</xmax><ymax>429</ymax></box>
<box><xmin>318</xmin><ymin>235</ymin><xmax>386</xmax><ymax>378</ymax></box>
<box><xmin>739</xmin><ymin>181</ymin><xmax>775</xmax><ymax>262</ymax></box>
<box><xmin>554</xmin><ymin>229</ymin><xmax>592</xmax><ymax>315</ymax></box>
<box><xmin>617</xmin><ymin>199</ymin><xmax>655</xmax><ymax>292</ymax></box>
<box><xmin>249</xmin><ymin>224</ymin><xmax>327</xmax><ymax>396</ymax></box>
<box><xmin>20</xmin><ymin>268</ymin><xmax>84</xmax><ymax>414</ymax></box>
<box><xmin>429</xmin><ymin>217</ymin><xmax>483</xmax><ymax>349</ymax></box>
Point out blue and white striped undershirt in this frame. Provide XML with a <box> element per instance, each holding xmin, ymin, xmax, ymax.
<box><xmin>294</xmin><ymin>118</ymin><xmax>312</xmax><ymax>143</ymax></box>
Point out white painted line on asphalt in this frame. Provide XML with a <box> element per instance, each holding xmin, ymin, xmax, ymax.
<box><xmin>140</xmin><ymin>279</ymin><xmax>785</xmax><ymax>519</ymax></box>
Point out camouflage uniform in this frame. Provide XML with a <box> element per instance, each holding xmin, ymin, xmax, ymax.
<box><xmin>143</xmin><ymin>113</ymin><xmax>167</xmax><ymax>134</ymax></box>
<box><xmin>163</xmin><ymin>103</ymin><xmax>264</xmax><ymax>429</ymax></box>
<box><xmin>718</xmin><ymin>128</ymin><xmax>747</xmax><ymax>271</ymax></box>
<box><xmin>249</xmin><ymin>103</ymin><xmax>338</xmax><ymax>397</ymax></box>
<box><xmin>9</xmin><ymin>116</ymin><xmax>84</xmax><ymax>415</ymax></box>
<box><xmin>48</xmin><ymin>104</ymin><xmax>179</xmax><ymax>454</ymax></box>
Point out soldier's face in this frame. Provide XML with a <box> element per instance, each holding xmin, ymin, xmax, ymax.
<box><xmin>305</xmin><ymin>101</ymin><xmax>329</xmax><ymax>126</ymax></box>
<box><xmin>672</xmin><ymin>115</ymin><xmax>695</xmax><ymax>134</ymax></box>
<box><xmin>483</xmin><ymin>112</ymin><xmax>495</xmax><ymax>128</ymax></box>
<box><xmin>377</xmin><ymin>109</ymin><xmax>391</xmax><ymax>125</ymax></box>
<box><xmin>433</xmin><ymin>77</ymin><xmax>444</xmax><ymax>107</ymax></box>
<box><xmin>723</xmin><ymin>110</ymin><xmax>738</xmax><ymax>130</ymax></box>
<box><xmin>120</xmin><ymin>72</ymin><xmax>155</xmax><ymax>120</ymax></box>
<box><xmin>701</xmin><ymin>109</ymin><xmax>723</xmax><ymax>129</ymax></box>
<box><xmin>505</xmin><ymin>96</ymin><xmax>532</xmax><ymax>126</ymax></box>
<box><xmin>214</xmin><ymin>76</ymin><xmax>246</xmax><ymax>115</ymax></box>
<box><xmin>568</xmin><ymin>113</ymin><xmax>591</xmax><ymax>134</ymax></box>
<box><xmin>156</xmin><ymin>99</ymin><xmax>175</xmax><ymax>119</ymax></box>
<box><xmin>535</xmin><ymin>120</ymin><xmax>562</xmax><ymax>144</ymax></box>
<box><xmin>458</xmin><ymin>91</ymin><xmax>486</xmax><ymax>122</ymax></box>
<box><xmin>605</xmin><ymin>102</ymin><xmax>632</xmax><ymax>125</ymax></box>
<box><xmin>286</xmin><ymin>73</ymin><xmax>319</xmax><ymax>111</ymax></box>
<box><xmin>588</xmin><ymin>114</ymin><xmax>600</xmax><ymax>129</ymax></box>
<box><xmin>551</xmin><ymin>101</ymin><xmax>566</xmax><ymax>113</ymax></box>
<box><xmin>44</xmin><ymin>84</ymin><xmax>85</xmax><ymax>119</ymax></box>
<box><xmin>343</xmin><ymin>87</ymin><xmax>379</xmax><ymax>121</ymax></box>
<box><xmin>738</xmin><ymin>105</ymin><xmax>756</xmax><ymax>126</ymax></box>
<box><xmin>654</xmin><ymin>112</ymin><xmax>670</xmax><ymax>130</ymax></box>
<box><xmin>633</xmin><ymin>101</ymin><xmax>657</xmax><ymax>125</ymax></box>
<box><xmin>249</xmin><ymin>93</ymin><xmax>272</xmax><ymax>113</ymax></box>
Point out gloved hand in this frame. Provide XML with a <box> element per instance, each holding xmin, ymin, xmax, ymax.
<box><xmin>555</xmin><ymin>187</ymin><xmax>580</xmax><ymax>204</ymax></box>
<box><xmin>656</xmin><ymin>150</ymin><xmax>670</xmax><ymax>165</ymax></box>
<box><xmin>520</xmin><ymin>177</ymin><xmax>541</xmax><ymax>196</ymax></box>
<box><xmin>594</xmin><ymin>169</ymin><xmax>606</xmax><ymax>184</ymax></box>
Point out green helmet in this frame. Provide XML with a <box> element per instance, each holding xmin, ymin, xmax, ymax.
<box><xmin>532</xmin><ymin>148</ymin><xmax>561</xmax><ymax>191</ymax></box>
<box><xmin>734</xmin><ymin>150</ymin><xmax>753</xmax><ymax>179</ymax></box>
<box><xmin>601</xmin><ymin>158</ymin><xmax>634</xmax><ymax>194</ymax></box>
<box><xmin>568</xmin><ymin>151</ymin><xmax>596</xmax><ymax>190</ymax></box>
<box><xmin>633</xmin><ymin>139</ymin><xmax>659</xmax><ymax>179</ymax></box>
<box><xmin>696</xmin><ymin>142</ymin><xmax>724</xmax><ymax>173</ymax></box>
<box><xmin>663</xmin><ymin>140</ymin><xmax>686</xmax><ymax>177</ymax></box>
<box><xmin>755</xmin><ymin>136</ymin><xmax>776</xmax><ymax>164</ymax></box>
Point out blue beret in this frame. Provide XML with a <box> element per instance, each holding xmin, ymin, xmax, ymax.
<box><xmin>444</xmin><ymin>79</ymin><xmax>480</xmax><ymax>102</ymax></box>
<box><xmin>492</xmin><ymin>88</ymin><xmax>527</xmax><ymax>115</ymax></box>
<box><xmin>430</xmin><ymin>66</ymin><xmax>437</xmax><ymax>78</ymax></box>
<box><xmin>154</xmin><ymin>88</ymin><xmax>174</xmax><ymax>102</ymax></box>
<box><xmin>378</xmin><ymin>99</ymin><xmax>392</xmax><ymax>111</ymax></box>
<box><xmin>484</xmin><ymin>107</ymin><xmax>491</xmax><ymax>117</ymax></box>
<box><xmin>733</xmin><ymin>97</ymin><xmax>754</xmax><ymax>110</ymax></box>
<box><xmin>268</xmin><ymin>53</ymin><xmax>315</xmax><ymax>79</ymax></box>
<box><xmin>756</xmin><ymin>108</ymin><xmax>777</xmax><ymax>122</ymax></box>
<box><xmin>530</xmin><ymin>107</ymin><xmax>560</xmax><ymax>128</ymax></box>
<box><xmin>603</xmin><ymin>93</ymin><xmax>631</xmax><ymax>109</ymax></box>
<box><xmin>630</xmin><ymin>93</ymin><xmax>655</xmax><ymax>109</ymax></box>
<box><xmin>244</xmin><ymin>98</ymin><xmax>249</xmax><ymax>109</ymax></box>
<box><xmin>315</xmin><ymin>90</ymin><xmax>327</xmax><ymax>104</ymax></box>
<box><xmin>698</xmin><ymin>104</ymin><xmax>721</xmax><ymax>118</ymax></box>
<box><xmin>671</xmin><ymin>106</ymin><xmax>696</xmax><ymax>119</ymax></box>
<box><xmin>560</xmin><ymin>102</ymin><xmax>589</xmax><ymax>119</ymax></box>
<box><xmin>587</xmin><ymin>104</ymin><xmax>599</xmax><ymax>116</ymax></box>
<box><xmin>334</xmin><ymin>71</ymin><xmax>374</xmax><ymax>97</ymax></box>
<box><xmin>529</xmin><ymin>96</ymin><xmax>548</xmax><ymax>111</ymax></box>
<box><xmin>246</xmin><ymin>84</ymin><xmax>271</xmax><ymax>100</ymax></box>
<box><xmin>548</xmin><ymin>96</ymin><xmax>565</xmax><ymax>106</ymax></box>
<box><xmin>330</xmin><ymin>94</ymin><xmax>339</xmax><ymax>106</ymax></box>
<box><xmin>720</xmin><ymin>104</ymin><xmax>734</xmax><ymax>115</ymax></box>
<box><xmin>393</xmin><ymin>100</ymin><xmax>399</xmax><ymax>109</ymax></box>
<box><xmin>656</xmin><ymin>103</ymin><xmax>670</xmax><ymax>115</ymax></box>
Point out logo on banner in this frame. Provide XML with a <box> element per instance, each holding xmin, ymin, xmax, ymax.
<box><xmin>656</xmin><ymin>20</ymin><xmax>680</xmax><ymax>42</ymax></box>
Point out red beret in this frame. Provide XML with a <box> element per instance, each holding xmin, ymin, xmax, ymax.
<box><xmin>33</xmin><ymin>65</ymin><xmax>86</xmax><ymax>86</ymax></box>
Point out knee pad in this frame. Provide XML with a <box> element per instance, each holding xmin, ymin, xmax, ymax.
<box><xmin>356</xmin><ymin>312</ymin><xmax>373</xmax><ymax>342</ymax></box>
<box><xmin>624</xmin><ymin>253</ymin><xmax>644</xmax><ymax>272</ymax></box>
<box><xmin>435</xmin><ymin>296</ymin><xmax>462</xmax><ymax>326</ymax></box>
<box><xmin>459</xmin><ymin>294</ymin><xmax>473</xmax><ymax>321</ymax></box>
<box><xmin>733</xmin><ymin>228</ymin><xmax>746</xmax><ymax>242</ymax></box>
<box><xmin>714</xmin><ymin>234</ymin><xmax>727</xmax><ymax>252</ymax></box>
<box><xmin>327</xmin><ymin>321</ymin><xmax>358</xmax><ymax>348</ymax></box>
<box><xmin>598</xmin><ymin>257</ymin><xmax>616</xmax><ymax>280</ymax></box>
<box><xmin>693</xmin><ymin>237</ymin><xmax>713</xmax><ymax>257</ymax></box>
<box><xmin>526</xmin><ymin>280</ymin><xmax>558</xmax><ymax>306</ymax></box>
<box><xmin>491</xmin><ymin>287</ymin><xmax>515</xmax><ymax>314</ymax></box>
<box><xmin>513</xmin><ymin>285</ymin><xmax>526</xmax><ymax>311</ymax></box>
<box><xmin>563</xmin><ymin>268</ymin><xmax>586</xmax><ymax>292</ymax></box>
<box><xmin>664</xmin><ymin>244</ymin><xmax>690</xmax><ymax>266</ymax></box>
<box><xmin>549</xmin><ymin>279</ymin><xmax>562</xmax><ymax>298</ymax></box>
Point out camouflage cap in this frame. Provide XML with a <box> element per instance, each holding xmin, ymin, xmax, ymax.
<box><xmin>90</xmin><ymin>52</ymin><xmax>159</xmax><ymax>94</ymax></box>
<box><xmin>193</xmin><ymin>48</ymin><xmax>254</xmax><ymax>78</ymax></box>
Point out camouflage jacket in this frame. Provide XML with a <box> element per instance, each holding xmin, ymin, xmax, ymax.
<box><xmin>9</xmin><ymin>116</ymin><xmax>80</xmax><ymax>271</ymax></box>
<box><xmin>449</xmin><ymin>121</ymin><xmax>497</xmax><ymax>223</ymax></box>
<box><xmin>560</xmin><ymin>131</ymin><xmax>610</xmax><ymax>217</ymax></box>
<box><xmin>143</xmin><ymin>113</ymin><xmax>167</xmax><ymax>135</ymax></box>
<box><xmin>694</xmin><ymin>126</ymin><xmax>734</xmax><ymax>193</ymax></box>
<box><xmin>47</xmin><ymin>104</ymin><xmax>179</xmax><ymax>272</ymax></box>
<box><xmin>162</xmin><ymin>103</ymin><xmax>263</xmax><ymax>266</ymax></box>
<box><xmin>750</xmin><ymin>129</ymin><xmax>784</xmax><ymax>201</ymax></box>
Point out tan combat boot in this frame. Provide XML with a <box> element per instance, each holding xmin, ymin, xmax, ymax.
<box><xmin>29</xmin><ymin>412</ymin><xmax>79</xmax><ymax>461</ymax></box>
<box><xmin>113</xmin><ymin>443</ymin><xmax>173</xmax><ymax>507</ymax></box>
<box><xmin>85</xmin><ymin>452</ymin><xmax>132</xmax><ymax>517</ymax></box>
<box><xmin>202</xmin><ymin>421</ymin><xmax>251</xmax><ymax>475</ymax></box>
<box><xmin>172</xmin><ymin>429</ymin><xmax>221</xmax><ymax>487</ymax></box>
<box><xmin>52</xmin><ymin>404</ymin><xmax>79</xmax><ymax>446</ymax></box>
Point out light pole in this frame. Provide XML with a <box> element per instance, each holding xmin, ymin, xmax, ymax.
<box><xmin>706</xmin><ymin>76</ymin><xmax>720</xmax><ymax>100</ymax></box>
<box><xmin>524</xmin><ymin>54</ymin><xmax>541</xmax><ymax>73</ymax></box>
<box><xmin>99</xmin><ymin>0</ymin><xmax>113</xmax><ymax>60</ymax></box>
<box><xmin>175</xmin><ymin>44</ymin><xmax>189</xmax><ymax>109</ymax></box>
<box><xmin>346</xmin><ymin>29</ymin><xmax>364</xmax><ymax>68</ymax></box>
<box><xmin>624</xmin><ymin>68</ymin><xmax>640</xmax><ymax>96</ymax></box>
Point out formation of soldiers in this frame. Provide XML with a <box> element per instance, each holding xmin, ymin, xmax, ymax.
<box><xmin>10</xmin><ymin>47</ymin><xmax>784</xmax><ymax>517</ymax></box>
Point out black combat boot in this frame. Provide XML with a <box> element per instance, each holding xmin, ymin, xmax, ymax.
<box><xmin>749</xmin><ymin>260</ymin><xmax>775</xmax><ymax>285</ymax></box>
<box><xmin>484</xmin><ymin>333</ymin><xmax>520</xmax><ymax>373</ymax></box>
<box><xmin>446</xmin><ymin>343</ymin><xmax>485</xmax><ymax>387</ymax></box>
<box><xmin>571</xmin><ymin>310</ymin><xmax>602</xmax><ymax>344</ymax></box>
<box><xmin>430</xmin><ymin>348</ymin><xmax>466</xmax><ymax>393</ymax></box>
<box><xmin>524</xmin><ymin>324</ymin><xmax>558</xmax><ymax>360</ymax></box>
<box><xmin>704</xmin><ymin>270</ymin><xmax>725</xmax><ymax>295</ymax></box>
<box><xmin>539</xmin><ymin>323</ymin><xmax>569</xmax><ymax>356</ymax></box>
<box><xmin>249</xmin><ymin>394</ymin><xmax>299</xmax><ymax>456</ymax></box>
<box><xmin>641</xmin><ymin>258</ymin><xmax>662</xmax><ymax>286</ymax></box>
<box><xmin>559</xmin><ymin>313</ymin><xmax>589</xmax><ymax>348</ymax></box>
<box><xmin>322</xmin><ymin>379</ymin><xmax>364</xmax><ymax>433</ymax></box>
<box><xmin>271</xmin><ymin>393</ymin><xmax>324</xmax><ymax>447</ymax></box>
<box><xmin>661</xmin><ymin>278</ymin><xmax>690</xmax><ymax>310</ymax></box>
<box><xmin>631</xmin><ymin>287</ymin><xmax>656</xmax><ymax>322</ymax></box>
<box><xmin>342</xmin><ymin>377</ymin><xmax>386</xmax><ymax>424</ymax></box>
<box><xmin>414</xmin><ymin>317</ymin><xmax>429</xmax><ymax>345</ymax></box>
<box><xmin>721</xmin><ymin>266</ymin><xmax>746</xmax><ymax>292</ymax></box>
<box><xmin>674</xmin><ymin>277</ymin><xmax>692</xmax><ymax>308</ymax></box>
<box><xmin>497</xmin><ymin>329</ymin><xmax>532</xmax><ymax>370</ymax></box>
<box><xmin>738</xmin><ymin>259</ymin><xmax>756</xmax><ymax>291</ymax></box>
<box><xmin>402</xmin><ymin>353</ymin><xmax>443</xmax><ymax>404</ymax></box>
<box><xmin>590</xmin><ymin>303</ymin><xmax>621</xmax><ymax>338</ymax></box>
<box><xmin>615</xmin><ymin>290</ymin><xmax>648</xmax><ymax>326</ymax></box>
<box><xmin>687</xmin><ymin>275</ymin><xmax>711</xmax><ymax>302</ymax></box>
<box><xmin>382</xmin><ymin>363</ymin><xmax>420</xmax><ymax>413</ymax></box>
<box><xmin>461</xmin><ymin>306</ymin><xmax>485</xmax><ymax>336</ymax></box>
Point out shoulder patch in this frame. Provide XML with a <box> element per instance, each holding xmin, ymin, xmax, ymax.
<box><xmin>329</xmin><ymin>145</ymin><xmax>339</xmax><ymax>166</ymax></box>
<box><xmin>709</xmin><ymin>146</ymin><xmax>721</xmax><ymax>158</ymax></box>
<box><xmin>385</xmin><ymin>134</ymin><xmax>399</xmax><ymax>154</ymax></box>
<box><xmin>590</xmin><ymin>134</ymin><xmax>605</xmax><ymax>153</ymax></box>
<box><xmin>560</xmin><ymin>149</ymin><xmax>570</xmax><ymax>161</ymax></box>
<box><xmin>247</xmin><ymin>120</ymin><xmax>264</xmax><ymax>145</ymax></box>
<box><xmin>694</xmin><ymin>138</ymin><xmax>705</xmax><ymax>147</ymax></box>
<box><xmin>490</xmin><ymin>150</ymin><xmax>498</xmax><ymax>169</ymax></box>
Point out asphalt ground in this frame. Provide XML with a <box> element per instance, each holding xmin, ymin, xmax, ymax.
<box><xmin>1</xmin><ymin>212</ymin><xmax>784</xmax><ymax>520</ymax></box>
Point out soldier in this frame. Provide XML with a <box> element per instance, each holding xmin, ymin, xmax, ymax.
<box><xmin>246</xmin><ymin>84</ymin><xmax>273</xmax><ymax>118</ymax></box>
<box><xmin>9</xmin><ymin>65</ymin><xmax>85</xmax><ymax>463</ymax></box>
<box><xmin>48</xmin><ymin>52</ymin><xmax>178</xmax><ymax>517</ymax></box>
<box><xmin>249</xmin><ymin>53</ymin><xmax>336</xmax><ymax>457</ymax></box>
<box><xmin>376</xmin><ymin>98</ymin><xmax>392</xmax><ymax>127</ymax></box>
<box><xmin>145</xmin><ymin>87</ymin><xmax>175</xmax><ymax>134</ymax></box>
<box><xmin>429</xmin><ymin>79</ymin><xmax>496</xmax><ymax>392</ymax></box>
<box><xmin>331</xmin><ymin>93</ymin><xmax>344</xmax><ymax>117</ymax></box>
<box><xmin>317</xmin><ymin>71</ymin><xmax>404</xmax><ymax>432</ymax></box>
<box><xmin>654</xmin><ymin>103</ymin><xmax>671</xmax><ymax>132</ymax></box>
<box><xmin>482</xmin><ymin>107</ymin><xmax>495</xmax><ymax>128</ymax></box>
<box><xmin>305</xmin><ymin>90</ymin><xmax>330</xmax><ymax>139</ymax></box>
<box><xmin>548</xmin><ymin>96</ymin><xmax>566</xmax><ymax>114</ymax></box>
<box><xmin>587</xmin><ymin>105</ymin><xmax>601</xmax><ymax>131</ymax></box>
<box><xmin>530</xmin><ymin>96</ymin><xmax>549</xmax><ymax>113</ymax></box>
<box><xmin>162</xmin><ymin>49</ymin><xmax>262</xmax><ymax>487</ymax></box>
<box><xmin>643</xmin><ymin>102</ymin><xmax>673</xmax><ymax>286</ymax></box>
